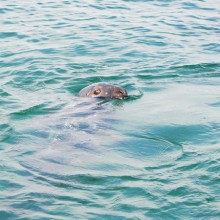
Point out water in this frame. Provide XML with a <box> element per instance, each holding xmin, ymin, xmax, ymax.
<box><xmin>1</xmin><ymin>0</ymin><xmax>220</xmax><ymax>219</ymax></box>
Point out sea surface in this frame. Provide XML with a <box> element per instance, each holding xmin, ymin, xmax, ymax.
<box><xmin>1</xmin><ymin>0</ymin><xmax>220</xmax><ymax>219</ymax></box>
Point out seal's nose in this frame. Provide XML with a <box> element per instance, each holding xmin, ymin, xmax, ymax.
<box><xmin>123</xmin><ymin>89</ymin><xmax>128</xmax><ymax>97</ymax></box>
<box><xmin>118</xmin><ymin>89</ymin><xmax>128</xmax><ymax>99</ymax></box>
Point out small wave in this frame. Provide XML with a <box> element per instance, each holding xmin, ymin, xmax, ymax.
<box><xmin>0</xmin><ymin>32</ymin><xmax>28</xmax><ymax>39</ymax></box>
<box><xmin>10</xmin><ymin>104</ymin><xmax>51</xmax><ymax>119</ymax></box>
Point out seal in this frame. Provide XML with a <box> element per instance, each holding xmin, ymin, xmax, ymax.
<box><xmin>78</xmin><ymin>82</ymin><xmax>128</xmax><ymax>99</ymax></box>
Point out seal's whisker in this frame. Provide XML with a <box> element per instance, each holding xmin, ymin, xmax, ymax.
<box><xmin>98</xmin><ymin>76</ymin><xmax>104</xmax><ymax>82</ymax></box>
<box><xmin>86</xmin><ymin>80</ymin><xmax>94</xmax><ymax>84</ymax></box>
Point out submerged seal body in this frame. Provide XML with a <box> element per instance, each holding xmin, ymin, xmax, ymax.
<box><xmin>78</xmin><ymin>82</ymin><xmax>128</xmax><ymax>99</ymax></box>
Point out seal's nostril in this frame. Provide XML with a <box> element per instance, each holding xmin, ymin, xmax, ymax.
<box><xmin>123</xmin><ymin>90</ymin><xmax>128</xmax><ymax>97</ymax></box>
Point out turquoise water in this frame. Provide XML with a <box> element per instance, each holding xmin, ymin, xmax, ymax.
<box><xmin>1</xmin><ymin>0</ymin><xmax>220</xmax><ymax>219</ymax></box>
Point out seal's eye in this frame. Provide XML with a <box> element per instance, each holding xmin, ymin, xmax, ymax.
<box><xmin>94</xmin><ymin>89</ymin><xmax>101</xmax><ymax>95</ymax></box>
<box><xmin>118</xmin><ymin>90</ymin><xmax>124</xmax><ymax>95</ymax></box>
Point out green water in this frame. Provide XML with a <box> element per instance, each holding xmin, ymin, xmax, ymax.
<box><xmin>1</xmin><ymin>0</ymin><xmax>220</xmax><ymax>219</ymax></box>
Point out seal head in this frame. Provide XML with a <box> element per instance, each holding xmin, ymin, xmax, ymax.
<box><xmin>78</xmin><ymin>82</ymin><xmax>128</xmax><ymax>99</ymax></box>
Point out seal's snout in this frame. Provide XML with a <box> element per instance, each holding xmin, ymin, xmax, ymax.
<box><xmin>116</xmin><ymin>88</ymin><xmax>128</xmax><ymax>99</ymax></box>
<box><xmin>121</xmin><ymin>89</ymin><xmax>128</xmax><ymax>98</ymax></box>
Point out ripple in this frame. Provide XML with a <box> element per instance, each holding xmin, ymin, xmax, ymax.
<box><xmin>182</xmin><ymin>2</ymin><xmax>215</xmax><ymax>11</ymax></box>
<box><xmin>115</xmin><ymin>132</ymin><xmax>182</xmax><ymax>164</ymax></box>
<box><xmin>0</xmin><ymin>211</ymin><xmax>17</xmax><ymax>220</ymax></box>
<box><xmin>0</xmin><ymin>88</ymin><xmax>11</xmax><ymax>97</ymax></box>
<box><xmin>0</xmin><ymin>124</ymin><xmax>14</xmax><ymax>143</ymax></box>
<box><xmin>0</xmin><ymin>32</ymin><xmax>28</xmax><ymax>39</ymax></box>
<box><xmin>10</xmin><ymin>104</ymin><xmax>50</xmax><ymax>119</ymax></box>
